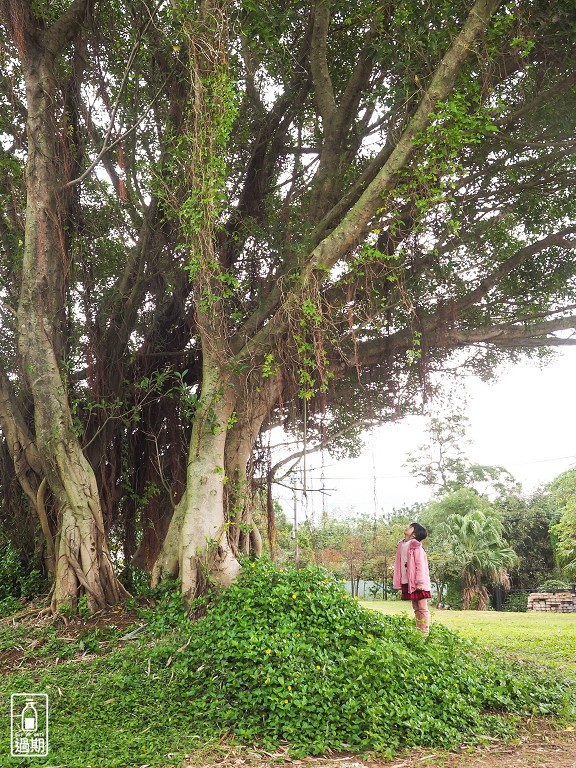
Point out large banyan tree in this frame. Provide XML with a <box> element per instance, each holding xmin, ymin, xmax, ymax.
<box><xmin>0</xmin><ymin>0</ymin><xmax>575</xmax><ymax>610</ymax></box>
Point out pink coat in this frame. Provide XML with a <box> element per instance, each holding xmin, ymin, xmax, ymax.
<box><xmin>393</xmin><ymin>539</ymin><xmax>431</xmax><ymax>593</ymax></box>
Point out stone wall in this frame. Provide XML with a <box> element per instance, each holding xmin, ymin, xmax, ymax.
<box><xmin>527</xmin><ymin>591</ymin><xmax>576</xmax><ymax>612</ymax></box>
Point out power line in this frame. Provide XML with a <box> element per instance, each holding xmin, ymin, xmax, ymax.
<box><xmin>506</xmin><ymin>454</ymin><xmax>576</xmax><ymax>466</ymax></box>
<box><xmin>302</xmin><ymin>454</ymin><xmax>576</xmax><ymax>479</ymax></box>
<box><xmin>302</xmin><ymin>474</ymin><xmax>414</xmax><ymax>480</ymax></box>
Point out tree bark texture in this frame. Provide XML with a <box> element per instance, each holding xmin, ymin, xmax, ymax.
<box><xmin>152</xmin><ymin>352</ymin><xmax>241</xmax><ymax>600</ymax></box>
<box><xmin>6</xmin><ymin>0</ymin><xmax>127</xmax><ymax>612</ymax></box>
<box><xmin>151</xmin><ymin>0</ymin><xmax>247</xmax><ymax>600</ymax></box>
<box><xmin>224</xmin><ymin>374</ymin><xmax>282</xmax><ymax>557</ymax></box>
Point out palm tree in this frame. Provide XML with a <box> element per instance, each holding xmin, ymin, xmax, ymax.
<box><xmin>442</xmin><ymin>508</ymin><xmax>518</xmax><ymax>609</ymax></box>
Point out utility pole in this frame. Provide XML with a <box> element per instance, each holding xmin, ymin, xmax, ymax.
<box><xmin>292</xmin><ymin>486</ymin><xmax>299</xmax><ymax>564</ymax></box>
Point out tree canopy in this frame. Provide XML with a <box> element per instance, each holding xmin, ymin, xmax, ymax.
<box><xmin>0</xmin><ymin>0</ymin><xmax>575</xmax><ymax>609</ymax></box>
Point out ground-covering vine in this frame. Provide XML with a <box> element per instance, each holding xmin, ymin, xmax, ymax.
<box><xmin>1</xmin><ymin>561</ymin><xmax>573</xmax><ymax>767</ymax></box>
<box><xmin>162</xmin><ymin>560</ymin><xmax>572</xmax><ymax>755</ymax></box>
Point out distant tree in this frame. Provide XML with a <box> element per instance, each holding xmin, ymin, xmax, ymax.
<box><xmin>314</xmin><ymin>512</ymin><xmax>373</xmax><ymax>594</ymax></box>
<box><xmin>310</xmin><ymin>510</ymin><xmax>410</xmax><ymax>597</ymax></box>
<box><xmin>254</xmin><ymin>498</ymin><xmax>293</xmax><ymax>561</ymax></box>
<box><xmin>406</xmin><ymin>415</ymin><xmax>520</xmax><ymax>497</ymax></box>
<box><xmin>363</xmin><ymin>527</ymin><xmax>399</xmax><ymax>599</ymax></box>
<box><xmin>422</xmin><ymin>489</ymin><xmax>518</xmax><ymax>608</ymax></box>
<box><xmin>496</xmin><ymin>493</ymin><xmax>560</xmax><ymax>590</ymax></box>
<box><xmin>547</xmin><ymin>468</ymin><xmax>576</xmax><ymax>580</ymax></box>
<box><xmin>316</xmin><ymin>547</ymin><xmax>344</xmax><ymax>574</ymax></box>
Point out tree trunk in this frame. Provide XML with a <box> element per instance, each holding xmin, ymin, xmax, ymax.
<box><xmin>152</xmin><ymin>353</ymin><xmax>241</xmax><ymax>601</ymax></box>
<box><xmin>224</xmin><ymin>374</ymin><xmax>282</xmax><ymax>557</ymax></box>
<box><xmin>0</xmin><ymin>368</ymin><xmax>53</xmax><ymax>570</ymax></box>
<box><xmin>434</xmin><ymin>580</ymin><xmax>444</xmax><ymax>607</ymax></box>
<box><xmin>14</xmin><ymin>14</ymin><xmax>127</xmax><ymax>613</ymax></box>
<box><xmin>266</xmin><ymin>473</ymin><xmax>277</xmax><ymax>561</ymax></box>
<box><xmin>150</xmin><ymin>0</ymin><xmax>247</xmax><ymax>601</ymax></box>
<box><xmin>19</xmin><ymin>244</ymin><xmax>127</xmax><ymax>613</ymax></box>
<box><xmin>462</xmin><ymin>571</ymin><xmax>479</xmax><ymax>610</ymax></box>
<box><xmin>477</xmin><ymin>585</ymin><xmax>490</xmax><ymax>611</ymax></box>
<box><xmin>129</xmin><ymin>399</ymin><xmax>187</xmax><ymax>573</ymax></box>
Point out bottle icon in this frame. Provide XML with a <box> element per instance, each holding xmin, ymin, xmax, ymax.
<box><xmin>21</xmin><ymin>699</ymin><xmax>38</xmax><ymax>732</ymax></box>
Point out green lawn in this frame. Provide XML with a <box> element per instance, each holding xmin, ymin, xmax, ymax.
<box><xmin>364</xmin><ymin>600</ymin><xmax>576</xmax><ymax>677</ymax></box>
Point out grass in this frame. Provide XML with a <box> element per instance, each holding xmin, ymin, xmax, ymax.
<box><xmin>364</xmin><ymin>600</ymin><xmax>576</xmax><ymax>677</ymax></box>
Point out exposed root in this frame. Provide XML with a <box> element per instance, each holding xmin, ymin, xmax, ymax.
<box><xmin>0</xmin><ymin>605</ymin><xmax>52</xmax><ymax>625</ymax></box>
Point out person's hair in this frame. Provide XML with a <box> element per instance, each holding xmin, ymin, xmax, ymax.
<box><xmin>410</xmin><ymin>522</ymin><xmax>428</xmax><ymax>542</ymax></box>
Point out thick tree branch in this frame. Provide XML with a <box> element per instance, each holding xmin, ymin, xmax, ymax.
<box><xmin>44</xmin><ymin>0</ymin><xmax>92</xmax><ymax>56</ymax></box>
<box><xmin>100</xmin><ymin>197</ymin><xmax>165</xmax><ymax>376</ymax></box>
<box><xmin>354</xmin><ymin>314</ymin><xmax>576</xmax><ymax>369</ymax></box>
<box><xmin>340</xmin><ymin>228</ymin><xmax>576</xmax><ymax>370</ymax></box>
<box><xmin>0</xmin><ymin>364</ymin><xmax>42</xmax><ymax>476</ymax></box>
<box><xmin>64</xmin><ymin>4</ymin><xmax>167</xmax><ymax>190</ymax></box>
<box><xmin>234</xmin><ymin>0</ymin><xmax>503</xmax><ymax>360</ymax></box>
<box><xmin>446</xmin><ymin>316</ymin><xmax>576</xmax><ymax>347</ymax></box>
<box><xmin>221</xmin><ymin>31</ymin><xmax>312</xmax><ymax>268</ymax></box>
<box><xmin>0</xmin><ymin>0</ymin><xmax>36</xmax><ymax>52</ymax></box>
<box><xmin>337</xmin><ymin>21</ymin><xmax>378</xmax><ymax>134</ymax></box>
<box><xmin>310</xmin><ymin>0</ymin><xmax>337</xmax><ymax>124</ymax></box>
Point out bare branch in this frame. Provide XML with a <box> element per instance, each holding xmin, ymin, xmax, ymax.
<box><xmin>63</xmin><ymin>0</ymin><xmax>165</xmax><ymax>189</ymax></box>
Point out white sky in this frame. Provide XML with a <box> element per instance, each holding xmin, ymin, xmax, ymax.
<box><xmin>275</xmin><ymin>348</ymin><xmax>576</xmax><ymax>522</ymax></box>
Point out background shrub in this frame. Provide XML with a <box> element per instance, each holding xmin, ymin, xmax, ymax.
<box><xmin>537</xmin><ymin>579</ymin><xmax>571</xmax><ymax>592</ymax></box>
<box><xmin>441</xmin><ymin>580</ymin><xmax>463</xmax><ymax>610</ymax></box>
<box><xmin>0</xmin><ymin>540</ymin><xmax>47</xmax><ymax>601</ymax></box>
<box><xmin>503</xmin><ymin>591</ymin><xmax>529</xmax><ymax>612</ymax></box>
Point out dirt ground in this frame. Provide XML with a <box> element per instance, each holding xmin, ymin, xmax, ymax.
<box><xmin>181</xmin><ymin>725</ymin><xmax>576</xmax><ymax>768</ymax></box>
<box><xmin>371</xmin><ymin>726</ymin><xmax>576</xmax><ymax>768</ymax></box>
<box><xmin>0</xmin><ymin>605</ymin><xmax>142</xmax><ymax>674</ymax></box>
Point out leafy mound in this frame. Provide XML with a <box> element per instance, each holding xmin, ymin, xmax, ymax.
<box><xmin>159</xmin><ymin>560</ymin><xmax>570</xmax><ymax>755</ymax></box>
